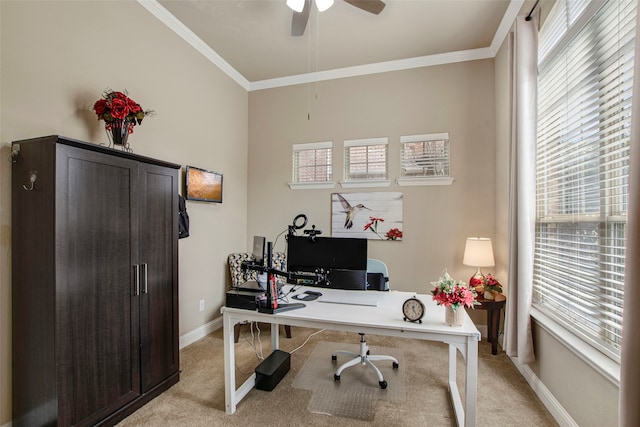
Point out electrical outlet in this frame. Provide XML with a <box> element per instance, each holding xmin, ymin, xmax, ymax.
<box><xmin>199</xmin><ymin>299</ymin><xmax>205</xmax><ymax>312</ymax></box>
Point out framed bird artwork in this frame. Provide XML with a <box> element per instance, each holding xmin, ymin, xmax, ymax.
<box><xmin>331</xmin><ymin>192</ymin><xmax>403</xmax><ymax>240</ymax></box>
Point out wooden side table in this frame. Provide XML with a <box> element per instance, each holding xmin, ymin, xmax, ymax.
<box><xmin>476</xmin><ymin>293</ymin><xmax>506</xmax><ymax>355</ymax></box>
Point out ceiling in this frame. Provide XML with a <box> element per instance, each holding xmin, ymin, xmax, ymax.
<box><xmin>143</xmin><ymin>0</ymin><xmax>528</xmax><ymax>90</ymax></box>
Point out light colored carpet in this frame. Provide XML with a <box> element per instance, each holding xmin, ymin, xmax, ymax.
<box><xmin>292</xmin><ymin>341</ymin><xmax>405</xmax><ymax>420</ymax></box>
<box><xmin>116</xmin><ymin>325</ymin><xmax>559</xmax><ymax>426</ymax></box>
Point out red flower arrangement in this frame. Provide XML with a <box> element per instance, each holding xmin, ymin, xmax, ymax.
<box><xmin>431</xmin><ymin>271</ymin><xmax>479</xmax><ymax>311</ymax></box>
<box><xmin>93</xmin><ymin>89</ymin><xmax>152</xmax><ymax>133</ymax></box>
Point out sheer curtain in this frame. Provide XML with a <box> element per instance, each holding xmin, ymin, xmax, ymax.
<box><xmin>619</xmin><ymin>5</ymin><xmax>640</xmax><ymax>425</ymax></box>
<box><xmin>504</xmin><ymin>13</ymin><xmax>537</xmax><ymax>365</ymax></box>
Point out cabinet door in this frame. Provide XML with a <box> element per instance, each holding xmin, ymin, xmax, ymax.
<box><xmin>138</xmin><ymin>162</ymin><xmax>179</xmax><ymax>392</ymax></box>
<box><xmin>55</xmin><ymin>145</ymin><xmax>142</xmax><ymax>425</ymax></box>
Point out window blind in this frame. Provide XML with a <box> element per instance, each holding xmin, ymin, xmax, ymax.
<box><xmin>534</xmin><ymin>0</ymin><xmax>636</xmax><ymax>361</ymax></box>
<box><xmin>292</xmin><ymin>141</ymin><xmax>333</xmax><ymax>183</ymax></box>
<box><xmin>400</xmin><ymin>133</ymin><xmax>450</xmax><ymax>178</ymax></box>
<box><xmin>344</xmin><ymin>138</ymin><xmax>388</xmax><ymax>181</ymax></box>
<box><xmin>538</xmin><ymin>0</ymin><xmax>591</xmax><ymax>64</ymax></box>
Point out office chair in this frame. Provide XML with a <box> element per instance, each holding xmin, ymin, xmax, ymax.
<box><xmin>331</xmin><ymin>259</ymin><xmax>399</xmax><ymax>389</ymax></box>
<box><xmin>227</xmin><ymin>252</ymin><xmax>292</xmax><ymax>343</ymax></box>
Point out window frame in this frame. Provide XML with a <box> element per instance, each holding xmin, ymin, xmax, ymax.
<box><xmin>532</xmin><ymin>0</ymin><xmax>635</xmax><ymax>368</ymax></box>
<box><xmin>289</xmin><ymin>141</ymin><xmax>335</xmax><ymax>190</ymax></box>
<box><xmin>397</xmin><ymin>132</ymin><xmax>454</xmax><ymax>186</ymax></box>
<box><xmin>341</xmin><ymin>137</ymin><xmax>390</xmax><ymax>188</ymax></box>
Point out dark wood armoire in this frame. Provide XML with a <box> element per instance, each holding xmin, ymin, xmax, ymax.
<box><xmin>11</xmin><ymin>135</ymin><xmax>180</xmax><ymax>426</ymax></box>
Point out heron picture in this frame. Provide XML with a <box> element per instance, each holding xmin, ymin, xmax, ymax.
<box><xmin>331</xmin><ymin>192</ymin><xmax>403</xmax><ymax>240</ymax></box>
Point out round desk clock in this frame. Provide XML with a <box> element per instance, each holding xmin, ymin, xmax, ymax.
<box><xmin>402</xmin><ymin>296</ymin><xmax>425</xmax><ymax>323</ymax></box>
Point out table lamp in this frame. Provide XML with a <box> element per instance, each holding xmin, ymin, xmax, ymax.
<box><xmin>463</xmin><ymin>237</ymin><xmax>495</xmax><ymax>294</ymax></box>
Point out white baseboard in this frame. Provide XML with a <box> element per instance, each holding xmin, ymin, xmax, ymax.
<box><xmin>510</xmin><ymin>356</ymin><xmax>578</xmax><ymax>427</ymax></box>
<box><xmin>477</xmin><ymin>324</ymin><xmax>487</xmax><ymax>339</ymax></box>
<box><xmin>179</xmin><ymin>317</ymin><xmax>223</xmax><ymax>349</ymax></box>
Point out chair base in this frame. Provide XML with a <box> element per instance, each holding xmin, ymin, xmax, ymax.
<box><xmin>234</xmin><ymin>322</ymin><xmax>292</xmax><ymax>343</ymax></box>
<box><xmin>331</xmin><ymin>333</ymin><xmax>399</xmax><ymax>389</ymax></box>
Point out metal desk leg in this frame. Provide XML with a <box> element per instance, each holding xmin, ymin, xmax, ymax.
<box><xmin>223</xmin><ymin>311</ymin><xmax>236</xmax><ymax>414</ymax></box>
<box><xmin>448</xmin><ymin>344</ymin><xmax>464</xmax><ymax>426</ymax></box>
<box><xmin>223</xmin><ymin>311</ymin><xmax>257</xmax><ymax>414</ymax></box>
<box><xmin>271</xmin><ymin>322</ymin><xmax>280</xmax><ymax>351</ymax></box>
<box><xmin>465</xmin><ymin>336</ymin><xmax>478</xmax><ymax>426</ymax></box>
<box><xmin>447</xmin><ymin>339</ymin><xmax>478</xmax><ymax>427</ymax></box>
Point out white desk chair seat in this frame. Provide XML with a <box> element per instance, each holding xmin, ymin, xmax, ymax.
<box><xmin>331</xmin><ymin>259</ymin><xmax>398</xmax><ymax>389</ymax></box>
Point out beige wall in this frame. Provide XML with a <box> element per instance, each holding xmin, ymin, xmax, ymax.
<box><xmin>248</xmin><ymin>61</ymin><xmax>498</xmax><ymax>328</ymax></box>
<box><xmin>0</xmin><ymin>1</ymin><xmax>248</xmax><ymax>423</ymax></box>
<box><xmin>0</xmin><ymin>1</ymin><xmax>621</xmax><ymax>426</ymax></box>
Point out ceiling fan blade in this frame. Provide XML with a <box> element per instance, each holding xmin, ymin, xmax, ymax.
<box><xmin>343</xmin><ymin>0</ymin><xmax>386</xmax><ymax>15</ymax></box>
<box><xmin>291</xmin><ymin>0</ymin><xmax>312</xmax><ymax>36</ymax></box>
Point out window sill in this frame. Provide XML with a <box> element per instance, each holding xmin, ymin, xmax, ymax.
<box><xmin>530</xmin><ymin>307</ymin><xmax>620</xmax><ymax>386</ymax></box>
<box><xmin>288</xmin><ymin>182</ymin><xmax>336</xmax><ymax>190</ymax></box>
<box><xmin>339</xmin><ymin>180</ymin><xmax>391</xmax><ymax>189</ymax></box>
<box><xmin>396</xmin><ymin>177</ymin><xmax>454</xmax><ymax>186</ymax></box>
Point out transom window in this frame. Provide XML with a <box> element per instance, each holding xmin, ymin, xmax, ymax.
<box><xmin>343</xmin><ymin>138</ymin><xmax>388</xmax><ymax>181</ymax></box>
<box><xmin>292</xmin><ymin>141</ymin><xmax>333</xmax><ymax>183</ymax></box>
<box><xmin>400</xmin><ymin>133</ymin><xmax>450</xmax><ymax>178</ymax></box>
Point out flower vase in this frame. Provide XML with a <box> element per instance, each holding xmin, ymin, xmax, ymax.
<box><xmin>445</xmin><ymin>306</ymin><xmax>464</xmax><ymax>326</ymax></box>
<box><xmin>106</xmin><ymin>119</ymin><xmax>133</xmax><ymax>151</ymax></box>
<box><xmin>484</xmin><ymin>290</ymin><xmax>495</xmax><ymax>301</ymax></box>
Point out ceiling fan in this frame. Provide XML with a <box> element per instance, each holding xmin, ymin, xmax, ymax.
<box><xmin>288</xmin><ymin>0</ymin><xmax>386</xmax><ymax>37</ymax></box>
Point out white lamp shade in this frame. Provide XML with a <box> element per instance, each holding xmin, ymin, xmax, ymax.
<box><xmin>463</xmin><ymin>237</ymin><xmax>495</xmax><ymax>267</ymax></box>
<box><xmin>315</xmin><ymin>0</ymin><xmax>334</xmax><ymax>12</ymax></box>
<box><xmin>287</xmin><ymin>0</ymin><xmax>305</xmax><ymax>13</ymax></box>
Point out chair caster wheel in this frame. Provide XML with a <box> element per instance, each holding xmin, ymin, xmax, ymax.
<box><xmin>379</xmin><ymin>380</ymin><xmax>387</xmax><ymax>389</ymax></box>
<box><xmin>331</xmin><ymin>355</ymin><xmax>337</xmax><ymax>361</ymax></box>
<box><xmin>393</xmin><ymin>362</ymin><xmax>399</xmax><ymax>369</ymax></box>
<box><xmin>334</xmin><ymin>374</ymin><xmax>340</xmax><ymax>382</ymax></box>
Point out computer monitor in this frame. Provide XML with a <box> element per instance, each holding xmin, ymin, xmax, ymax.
<box><xmin>325</xmin><ymin>269</ymin><xmax>368</xmax><ymax>290</ymax></box>
<box><xmin>252</xmin><ymin>236</ymin><xmax>266</xmax><ymax>266</ymax></box>
<box><xmin>286</xmin><ymin>235</ymin><xmax>368</xmax><ymax>289</ymax></box>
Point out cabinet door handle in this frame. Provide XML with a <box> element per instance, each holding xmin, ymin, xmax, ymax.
<box><xmin>142</xmin><ymin>263</ymin><xmax>148</xmax><ymax>294</ymax></box>
<box><xmin>134</xmin><ymin>264</ymin><xmax>140</xmax><ymax>296</ymax></box>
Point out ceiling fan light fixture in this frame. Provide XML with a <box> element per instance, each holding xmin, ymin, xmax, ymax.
<box><xmin>315</xmin><ymin>0</ymin><xmax>334</xmax><ymax>12</ymax></box>
<box><xmin>287</xmin><ymin>0</ymin><xmax>305</xmax><ymax>13</ymax></box>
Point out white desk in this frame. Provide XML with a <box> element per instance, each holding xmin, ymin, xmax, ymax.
<box><xmin>221</xmin><ymin>286</ymin><xmax>480</xmax><ymax>426</ymax></box>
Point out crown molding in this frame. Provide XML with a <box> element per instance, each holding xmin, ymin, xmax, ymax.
<box><xmin>490</xmin><ymin>0</ymin><xmax>525</xmax><ymax>56</ymax></box>
<box><xmin>249</xmin><ymin>47</ymin><xmax>495</xmax><ymax>91</ymax></box>
<box><xmin>137</xmin><ymin>0</ymin><xmax>250</xmax><ymax>91</ymax></box>
<box><xmin>139</xmin><ymin>0</ymin><xmax>523</xmax><ymax>93</ymax></box>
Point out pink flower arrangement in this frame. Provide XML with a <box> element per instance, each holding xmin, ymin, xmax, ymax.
<box><xmin>483</xmin><ymin>273</ymin><xmax>503</xmax><ymax>293</ymax></box>
<box><xmin>431</xmin><ymin>271</ymin><xmax>479</xmax><ymax>311</ymax></box>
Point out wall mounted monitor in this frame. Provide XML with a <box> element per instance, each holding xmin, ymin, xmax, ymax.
<box><xmin>185</xmin><ymin>165</ymin><xmax>223</xmax><ymax>203</ymax></box>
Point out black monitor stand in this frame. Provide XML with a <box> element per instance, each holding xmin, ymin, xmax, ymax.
<box><xmin>257</xmin><ymin>241</ymin><xmax>305</xmax><ymax>314</ymax></box>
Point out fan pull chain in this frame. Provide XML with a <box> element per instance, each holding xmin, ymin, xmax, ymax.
<box><xmin>307</xmin><ymin>12</ymin><xmax>312</xmax><ymax>120</ymax></box>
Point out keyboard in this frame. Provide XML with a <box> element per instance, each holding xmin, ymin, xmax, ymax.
<box><xmin>317</xmin><ymin>296</ymin><xmax>379</xmax><ymax>307</ymax></box>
